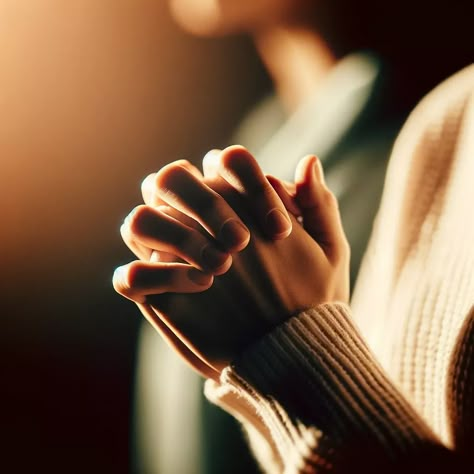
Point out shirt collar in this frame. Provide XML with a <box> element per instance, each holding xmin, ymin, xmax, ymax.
<box><xmin>255</xmin><ymin>52</ymin><xmax>384</xmax><ymax>179</ymax></box>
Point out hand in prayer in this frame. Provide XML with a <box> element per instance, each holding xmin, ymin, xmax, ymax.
<box><xmin>113</xmin><ymin>146</ymin><xmax>349</xmax><ymax>378</ymax></box>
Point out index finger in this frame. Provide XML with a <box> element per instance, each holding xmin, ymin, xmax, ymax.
<box><xmin>216</xmin><ymin>145</ymin><xmax>292</xmax><ymax>239</ymax></box>
<box><xmin>154</xmin><ymin>162</ymin><xmax>250</xmax><ymax>252</ymax></box>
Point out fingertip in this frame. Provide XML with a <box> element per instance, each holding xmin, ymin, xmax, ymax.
<box><xmin>234</xmin><ymin>232</ymin><xmax>251</xmax><ymax>252</ymax></box>
<box><xmin>201</xmin><ymin>244</ymin><xmax>232</xmax><ymax>274</ymax></box>
<box><xmin>219</xmin><ymin>145</ymin><xmax>258</xmax><ymax>185</ymax></box>
<box><xmin>295</xmin><ymin>155</ymin><xmax>328</xmax><ymax>209</ymax></box>
<box><xmin>227</xmin><ymin>230</ymin><xmax>250</xmax><ymax>252</ymax></box>
<box><xmin>187</xmin><ymin>268</ymin><xmax>214</xmax><ymax>288</ymax></box>
<box><xmin>265</xmin><ymin>208</ymin><xmax>292</xmax><ymax>239</ymax></box>
<box><xmin>213</xmin><ymin>254</ymin><xmax>233</xmax><ymax>276</ymax></box>
<box><xmin>266</xmin><ymin>175</ymin><xmax>301</xmax><ymax>217</ymax></box>
<box><xmin>202</xmin><ymin>252</ymin><xmax>233</xmax><ymax>276</ymax></box>
<box><xmin>295</xmin><ymin>154</ymin><xmax>318</xmax><ymax>185</ymax></box>
<box><xmin>313</xmin><ymin>155</ymin><xmax>326</xmax><ymax>185</ymax></box>
<box><xmin>218</xmin><ymin>218</ymin><xmax>250</xmax><ymax>252</ymax></box>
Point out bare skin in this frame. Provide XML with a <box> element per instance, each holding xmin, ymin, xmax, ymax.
<box><xmin>168</xmin><ymin>0</ymin><xmax>336</xmax><ymax>113</ymax></box>
<box><xmin>113</xmin><ymin>146</ymin><xmax>349</xmax><ymax>377</ymax></box>
<box><xmin>112</xmin><ymin>2</ymin><xmax>344</xmax><ymax>376</ymax></box>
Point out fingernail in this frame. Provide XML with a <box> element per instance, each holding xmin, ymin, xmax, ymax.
<box><xmin>219</xmin><ymin>219</ymin><xmax>250</xmax><ymax>249</ymax></box>
<box><xmin>188</xmin><ymin>268</ymin><xmax>212</xmax><ymax>286</ymax></box>
<box><xmin>266</xmin><ymin>209</ymin><xmax>292</xmax><ymax>238</ymax></box>
<box><xmin>314</xmin><ymin>157</ymin><xmax>326</xmax><ymax>185</ymax></box>
<box><xmin>201</xmin><ymin>244</ymin><xmax>229</xmax><ymax>270</ymax></box>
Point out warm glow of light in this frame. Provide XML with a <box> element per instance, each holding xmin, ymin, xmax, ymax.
<box><xmin>0</xmin><ymin>0</ymin><xmax>264</xmax><ymax>332</ymax></box>
<box><xmin>0</xmin><ymin>0</ymin><xmax>261</xmax><ymax>269</ymax></box>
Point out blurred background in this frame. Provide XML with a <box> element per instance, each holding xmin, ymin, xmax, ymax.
<box><xmin>0</xmin><ymin>1</ymin><xmax>269</xmax><ymax>471</ymax></box>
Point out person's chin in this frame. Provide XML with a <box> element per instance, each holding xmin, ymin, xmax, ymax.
<box><xmin>168</xmin><ymin>0</ymin><xmax>255</xmax><ymax>38</ymax></box>
<box><xmin>169</xmin><ymin>0</ymin><xmax>219</xmax><ymax>36</ymax></box>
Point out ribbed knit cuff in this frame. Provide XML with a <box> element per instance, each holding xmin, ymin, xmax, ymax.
<box><xmin>206</xmin><ymin>303</ymin><xmax>441</xmax><ymax>472</ymax></box>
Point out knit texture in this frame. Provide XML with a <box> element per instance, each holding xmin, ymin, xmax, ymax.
<box><xmin>205</xmin><ymin>65</ymin><xmax>474</xmax><ymax>472</ymax></box>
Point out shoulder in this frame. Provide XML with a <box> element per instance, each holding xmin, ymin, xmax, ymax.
<box><xmin>396</xmin><ymin>64</ymin><xmax>474</xmax><ymax>150</ymax></box>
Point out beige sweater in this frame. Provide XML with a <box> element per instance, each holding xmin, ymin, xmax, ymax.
<box><xmin>205</xmin><ymin>65</ymin><xmax>474</xmax><ymax>473</ymax></box>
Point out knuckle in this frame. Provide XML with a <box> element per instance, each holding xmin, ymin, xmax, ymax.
<box><xmin>155</xmin><ymin>162</ymin><xmax>188</xmax><ymax>191</ymax></box>
<box><xmin>112</xmin><ymin>274</ymin><xmax>125</xmax><ymax>295</ymax></box>
<box><xmin>119</xmin><ymin>224</ymin><xmax>130</xmax><ymax>244</ymax></box>
<box><xmin>222</xmin><ymin>149</ymin><xmax>258</xmax><ymax>181</ymax></box>
<box><xmin>155</xmin><ymin>164</ymin><xmax>216</xmax><ymax>215</ymax></box>
<box><xmin>126</xmin><ymin>205</ymin><xmax>152</xmax><ymax>235</ymax></box>
<box><xmin>174</xmin><ymin>159</ymin><xmax>193</xmax><ymax>170</ymax></box>
<box><xmin>221</xmin><ymin>145</ymin><xmax>253</xmax><ymax>171</ymax></box>
<box><xmin>141</xmin><ymin>173</ymin><xmax>157</xmax><ymax>197</ymax></box>
<box><xmin>113</xmin><ymin>264</ymin><xmax>134</xmax><ymax>298</ymax></box>
<box><xmin>221</xmin><ymin>147</ymin><xmax>271</xmax><ymax>199</ymax></box>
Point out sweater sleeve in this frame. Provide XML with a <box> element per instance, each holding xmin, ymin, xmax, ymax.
<box><xmin>205</xmin><ymin>303</ymin><xmax>451</xmax><ymax>473</ymax></box>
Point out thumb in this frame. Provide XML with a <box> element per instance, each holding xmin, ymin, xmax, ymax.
<box><xmin>294</xmin><ymin>155</ymin><xmax>347</xmax><ymax>259</ymax></box>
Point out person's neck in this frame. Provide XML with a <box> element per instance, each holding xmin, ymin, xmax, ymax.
<box><xmin>254</xmin><ymin>26</ymin><xmax>336</xmax><ymax>113</ymax></box>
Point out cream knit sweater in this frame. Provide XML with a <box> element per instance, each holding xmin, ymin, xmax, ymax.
<box><xmin>205</xmin><ymin>65</ymin><xmax>474</xmax><ymax>473</ymax></box>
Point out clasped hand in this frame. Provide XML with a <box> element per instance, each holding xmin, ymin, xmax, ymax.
<box><xmin>113</xmin><ymin>146</ymin><xmax>349</xmax><ymax>379</ymax></box>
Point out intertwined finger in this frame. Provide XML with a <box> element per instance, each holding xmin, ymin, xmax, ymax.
<box><xmin>113</xmin><ymin>260</ymin><xmax>213</xmax><ymax>304</ymax></box>
<box><xmin>120</xmin><ymin>223</ymin><xmax>153</xmax><ymax>261</ymax></box>
<box><xmin>202</xmin><ymin>149</ymin><xmax>221</xmax><ymax>178</ymax></box>
<box><xmin>148</xmin><ymin>206</ymin><xmax>200</xmax><ymax>266</ymax></box>
<box><xmin>141</xmin><ymin>159</ymin><xmax>203</xmax><ymax>206</ymax></box>
<box><xmin>215</xmin><ymin>145</ymin><xmax>293</xmax><ymax>239</ymax></box>
<box><xmin>121</xmin><ymin>205</ymin><xmax>231</xmax><ymax>274</ymax></box>
<box><xmin>266</xmin><ymin>175</ymin><xmax>301</xmax><ymax>217</ymax></box>
<box><xmin>154</xmin><ymin>161</ymin><xmax>250</xmax><ymax>252</ymax></box>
